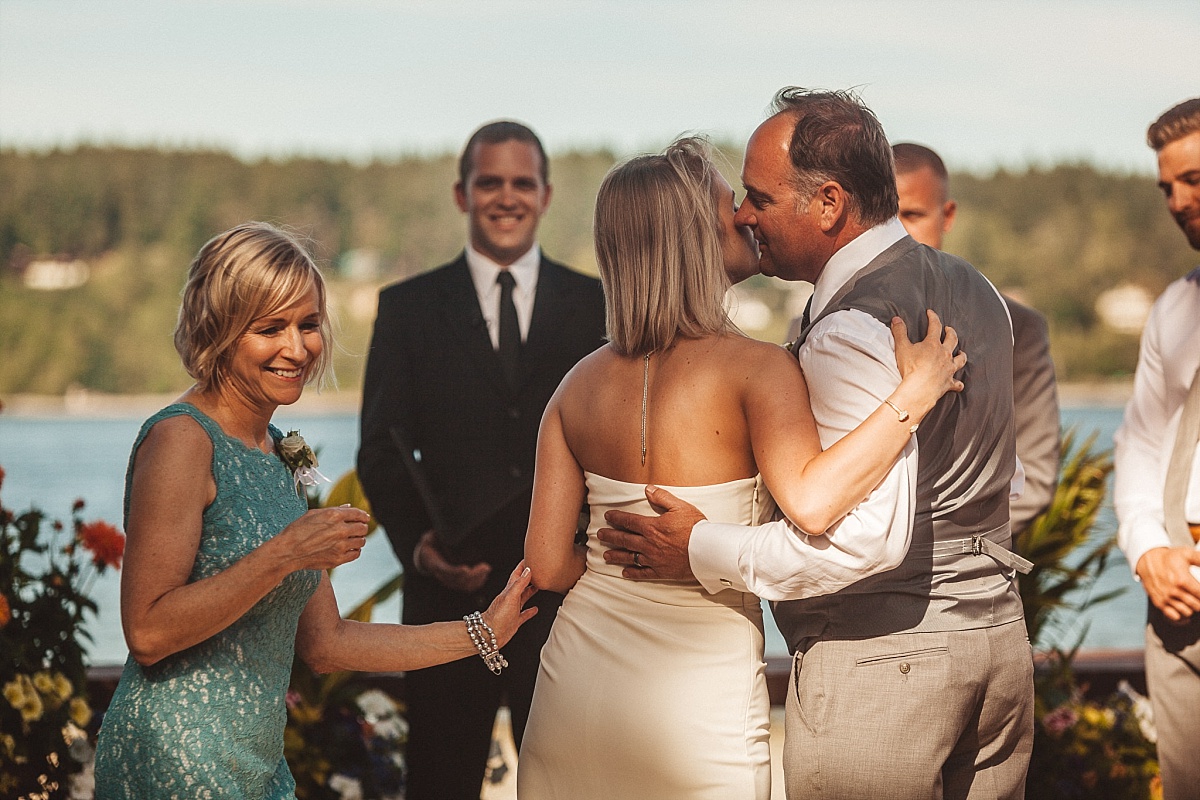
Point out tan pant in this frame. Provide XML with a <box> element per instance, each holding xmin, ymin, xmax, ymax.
<box><xmin>1146</xmin><ymin>610</ymin><xmax>1200</xmax><ymax>800</ymax></box>
<box><xmin>783</xmin><ymin>620</ymin><xmax>1033</xmax><ymax>799</ymax></box>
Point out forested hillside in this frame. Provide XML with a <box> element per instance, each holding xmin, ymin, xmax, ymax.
<box><xmin>0</xmin><ymin>146</ymin><xmax>1193</xmax><ymax>394</ymax></box>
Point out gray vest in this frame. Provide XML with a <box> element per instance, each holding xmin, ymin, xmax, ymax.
<box><xmin>774</xmin><ymin>236</ymin><xmax>1027</xmax><ymax>649</ymax></box>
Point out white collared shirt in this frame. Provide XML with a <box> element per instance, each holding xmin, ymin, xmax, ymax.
<box><xmin>691</xmin><ymin>218</ymin><xmax>1019</xmax><ymax>600</ymax></box>
<box><xmin>1114</xmin><ymin>271</ymin><xmax>1200</xmax><ymax>576</ymax></box>
<box><xmin>465</xmin><ymin>244</ymin><xmax>541</xmax><ymax>349</ymax></box>
<box><xmin>690</xmin><ymin>218</ymin><xmax>925</xmax><ymax>600</ymax></box>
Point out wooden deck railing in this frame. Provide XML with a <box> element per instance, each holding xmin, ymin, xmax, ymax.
<box><xmin>87</xmin><ymin>649</ymin><xmax>1146</xmax><ymax>711</ymax></box>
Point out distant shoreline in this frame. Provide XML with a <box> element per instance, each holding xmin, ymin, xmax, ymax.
<box><xmin>0</xmin><ymin>389</ymin><xmax>363</xmax><ymax>418</ymax></box>
<box><xmin>1</xmin><ymin>380</ymin><xmax>1133</xmax><ymax>418</ymax></box>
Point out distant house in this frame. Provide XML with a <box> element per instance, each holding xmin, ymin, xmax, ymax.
<box><xmin>23</xmin><ymin>259</ymin><xmax>90</xmax><ymax>290</ymax></box>
<box><xmin>1095</xmin><ymin>283</ymin><xmax>1154</xmax><ymax>334</ymax></box>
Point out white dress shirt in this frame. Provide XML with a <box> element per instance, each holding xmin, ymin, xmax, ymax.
<box><xmin>1114</xmin><ymin>271</ymin><xmax>1200</xmax><ymax>577</ymax></box>
<box><xmin>465</xmin><ymin>244</ymin><xmax>540</xmax><ymax>348</ymax></box>
<box><xmin>691</xmin><ymin>218</ymin><xmax>924</xmax><ymax>600</ymax></box>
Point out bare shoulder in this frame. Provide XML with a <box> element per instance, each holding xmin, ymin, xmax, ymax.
<box><xmin>552</xmin><ymin>343</ymin><xmax>621</xmax><ymax>404</ymax></box>
<box><xmin>722</xmin><ymin>336</ymin><xmax>802</xmax><ymax>379</ymax></box>
<box><xmin>133</xmin><ymin>414</ymin><xmax>214</xmax><ymax>482</ymax></box>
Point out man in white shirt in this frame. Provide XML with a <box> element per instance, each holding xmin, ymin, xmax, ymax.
<box><xmin>1113</xmin><ymin>97</ymin><xmax>1200</xmax><ymax>800</ymax></box>
<box><xmin>358</xmin><ymin>121</ymin><xmax>606</xmax><ymax>799</ymax></box>
<box><xmin>599</xmin><ymin>88</ymin><xmax>1033</xmax><ymax>798</ymax></box>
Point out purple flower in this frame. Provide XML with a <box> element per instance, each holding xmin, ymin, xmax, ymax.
<box><xmin>1042</xmin><ymin>705</ymin><xmax>1079</xmax><ymax>737</ymax></box>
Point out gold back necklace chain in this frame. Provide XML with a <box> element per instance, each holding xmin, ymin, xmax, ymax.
<box><xmin>641</xmin><ymin>352</ymin><xmax>650</xmax><ymax>467</ymax></box>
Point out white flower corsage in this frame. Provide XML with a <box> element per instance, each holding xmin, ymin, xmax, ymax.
<box><xmin>278</xmin><ymin>430</ymin><xmax>330</xmax><ymax>493</ymax></box>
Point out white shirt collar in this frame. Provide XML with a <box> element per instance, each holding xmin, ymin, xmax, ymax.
<box><xmin>810</xmin><ymin>217</ymin><xmax>908</xmax><ymax>317</ymax></box>
<box><xmin>465</xmin><ymin>243</ymin><xmax>541</xmax><ymax>296</ymax></box>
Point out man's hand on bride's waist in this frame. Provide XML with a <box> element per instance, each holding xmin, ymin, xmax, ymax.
<box><xmin>597</xmin><ymin>486</ymin><xmax>704</xmax><ymax>581</ymax></box>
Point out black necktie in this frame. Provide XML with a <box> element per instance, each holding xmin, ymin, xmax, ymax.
<box><xmin>497</xmin><ymin>271</ymin><xmax>520</xmax><ymax>387</ymax></box>
<box><xmin>800</xmin><ymin>294</ymin><xmax>814</xmax><ymax>330</ymax></box>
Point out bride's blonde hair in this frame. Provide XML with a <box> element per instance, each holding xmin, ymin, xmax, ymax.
<box><xmin>594</xmin><ymin>136</ymin><xmax>734</xmax><ymax>356</ymax></box>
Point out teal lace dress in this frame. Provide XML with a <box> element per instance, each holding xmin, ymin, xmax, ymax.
<box><xmin>94</xmin><ymin>404</ymin><xmax>320</xmax><ymax>799</ymax></box>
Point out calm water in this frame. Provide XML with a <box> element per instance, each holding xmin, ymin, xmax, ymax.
<box><xmin>0</xmin><ymin>405</ymin><xmax>1137</xmax><ymax>666</ymax></box>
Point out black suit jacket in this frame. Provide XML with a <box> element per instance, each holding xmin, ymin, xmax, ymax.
<box><xmin>358</xmin><ymin>252</ymin><xmax>607</xmax><ymax>580</ymax></box>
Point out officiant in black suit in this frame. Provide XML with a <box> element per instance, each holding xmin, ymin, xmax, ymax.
<box><xmin>357</xmin><ymin>121</ymin><xmax>606</xmax><ymax>800</ymax></box>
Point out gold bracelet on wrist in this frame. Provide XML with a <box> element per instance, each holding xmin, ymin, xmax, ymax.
<box><xmin>883</xmin><ymin>399</ymin><xmax>920</xmax><ymax>434</ymax></box>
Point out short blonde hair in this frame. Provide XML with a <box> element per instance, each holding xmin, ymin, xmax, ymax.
<box><xmin>174</xmin><ymin>222</ymin><xmax>333</xmax><ymax>393</ymax></box>
<box><xmin>594</xmin><ymin>137</ymin><xmax>734</xmax><ymax>356</ymax></box>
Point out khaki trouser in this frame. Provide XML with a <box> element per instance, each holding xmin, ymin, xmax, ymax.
<box><xmin>783</xmin><ymin>620</ymin><xmax>1033</xmax><ymax>800</ymax></box>
<box><xmin>1146</xmin><ymin>609</ymin><xmax>1200</xmax><ymax>800</ymax></box>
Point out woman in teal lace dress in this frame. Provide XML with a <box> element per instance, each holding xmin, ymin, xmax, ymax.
<box><xmin>93</xmin><ymin>223</ymin><xmax>538</xmax><ymax>799</ymax></box>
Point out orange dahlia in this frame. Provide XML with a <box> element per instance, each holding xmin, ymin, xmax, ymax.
<box><xmin>78</xmin><ymin>519</ymin><xmax>126</xmax><ymax>569</ymax></box>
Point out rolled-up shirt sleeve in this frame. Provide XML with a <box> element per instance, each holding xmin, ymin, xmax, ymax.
<box><xmin>1114</xmin><ymin>293</ymin><xmax>1178</xmax><ymax>576</ymax></box>
<box><xmin>691</xmin><ymin>310</ymin><xmax>917</xmax><ymax>600</ymax></box>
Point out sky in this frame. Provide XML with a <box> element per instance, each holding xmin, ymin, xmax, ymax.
<box><xmin>1</xmin><ymin>0</ymin><xmax>1197</xmax><ymax>173</ymax></box>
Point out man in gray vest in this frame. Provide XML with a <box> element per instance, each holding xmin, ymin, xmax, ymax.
<box><xmin>892</xmin><ymin>142</ymin><xmax>1060</xmax><ymax>540</ymax></box>
<box><xmin>599</xmin><ymin>88</ymin><xmax>1034</xmax><ymax>798</ymax></box>
<box><xmin>1113</xmin><ymin>97</ymin><xmax>1200</xmax><ymax>800</ymax></box>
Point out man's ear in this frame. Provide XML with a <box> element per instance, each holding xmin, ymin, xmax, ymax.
<box><xmin>453</xmin><ymin>181</ymin><xmax>468</xmax><ymax>213</ymax></box>
<box><xmin>540</xmin><ymin>183</ymin><xmax>554</xmax><ymax>214</ymax></box>
<box><xmin>814</xmin><ymin>181</ymin><xmax>848</xmax><ymax>232</ymax></box>
<box><xmin>942</xmin><ymin>200</ymin><xmax>958</xmax><ymax>234</ymax></box>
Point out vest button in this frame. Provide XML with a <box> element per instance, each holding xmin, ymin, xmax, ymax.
<box><xmin>507</xmin><ymin>407</ymin><xmax>520</xmax><ymax>419</ymax></box>
<box><xmin>509</xmin><ymin>465</ymin><xmax>522</xmax><ymax>479</ymax></box>
<box><xmin>899</xmin><ymin>662</ymin><xmax>911</xmax><ymax>675</ymax></box>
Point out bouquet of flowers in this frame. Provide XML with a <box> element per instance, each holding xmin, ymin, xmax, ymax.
<box><xmin>1029</xmin><ymin>651</ymin><xmax>1160</xmax><ymax>800</ymax></box>
<box><xmin>285</xmin><ymin>678</ymin><xmax>408</xmax><ymax>800</ymax></box>
<box><xmin>0</xmin><ymin>465</ymin><xmax>125</xmax><ymax>799</ymax></box>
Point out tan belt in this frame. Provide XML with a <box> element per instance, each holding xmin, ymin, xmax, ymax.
<box><xmin>1190</xmin><ymin>523</ymin><xmax>1200</xmax><ymax>544</ymax></box>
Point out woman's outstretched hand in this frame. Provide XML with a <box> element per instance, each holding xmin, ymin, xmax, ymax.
<box><xmin>891</xmin><ymin>310</ymin><xmax>967</xmax><ymax>405</ymax></box>
<box><xmin>482</xmin><ymin>560</ymin><xmax>540</xmax><ymax>648</ymax></box>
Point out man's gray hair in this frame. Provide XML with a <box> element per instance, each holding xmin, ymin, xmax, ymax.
<box><xmin>770</xmin><ymin>87</ymin><xmax>899</xmax><ymax>227</ymax></box>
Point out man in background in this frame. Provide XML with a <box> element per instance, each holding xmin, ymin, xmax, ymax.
<box><xmin>357</xmin><ymin>121</ymin><xmax>606</xmax><ymax>799</ymax></box>
<box><xmin>892</xmin><ymin>142</ymin><xmax>1061</xmax><ymax>537</ymax></box>
<box><xmin>1113</xmin><ymin>97</ymin><xmax>1200</xmax><ymax>800</ymax></box>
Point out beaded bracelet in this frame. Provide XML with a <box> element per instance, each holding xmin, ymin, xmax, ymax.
<box><xmin>464</xmin><ymin>611</ymin><xmax>509</xmax><ymax>675</ymax></box>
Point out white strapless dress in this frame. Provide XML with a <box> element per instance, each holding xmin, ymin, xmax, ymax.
<box><xmin>517</xmin><ymin>473</ymin><xmax>776</xmax><ymax>800</ymax></box>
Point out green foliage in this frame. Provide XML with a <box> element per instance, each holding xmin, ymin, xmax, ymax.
<box><xmin>1016</xmin><ymin>428</ymin><xmax>1122</xmax><ymax>649</ymax></box>
<box><xmin>286</xmin><ymin>469</ymin><xmax>407</xmax><ymax>799</ymax></box>
<box><xmin>1015</xmin><ymin>432</ymin><xmax>1161</xmax><ymax>798</ymax></box>
<box><xmin>0</xmin><ymin>473</ymin><xmax>124</xmax><ymax>799</ymax></box>
<box><xmin>2</xmin><ymin>147</ymin><xmax>1195</xmax><ymax>393</ymax></box>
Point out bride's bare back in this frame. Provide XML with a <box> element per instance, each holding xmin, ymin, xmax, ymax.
<box><xmin>557</xmin><ymin>334</ymin><xmax>813</xmax><ymax>487</ymax></box>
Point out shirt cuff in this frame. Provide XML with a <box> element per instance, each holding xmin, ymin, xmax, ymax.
<box><xmin>689</xmin><ymin>520</ymin><xmax>750</xmax><ymax>594</ymax></box>
<box><xmin>1121</xmin><ymin>522</ymin><xmax>1174</xmax><ymax>582</ymax></box>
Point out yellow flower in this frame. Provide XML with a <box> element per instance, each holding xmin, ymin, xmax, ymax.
<box><xmin>53</xmin><ymin>673</ymin><xmax>73</xmax><ymax>702</ymax></box>
<box><xmin>69</xmin><ymin>697</ymin><xmax>92</xmax><ymax>728</ymax></box>
<box><xmin>18</xmin><ymin>688</ymin><xmax>44</xmax><ymax>723</ymax></box>
<box><xmin>3</xmin><ymin>674</ymin><xmax>34</xmax><ymax>708</ymax></box>
<box><xmin>3</xmin><ymin>674</ymin><xmax>46</xmax><ymax>723</ymax></box>
<box><xmin>1081</xmin><ymin>705</ymin><xmax>1113</xmax><ymax>729</ymax></box>
<box><xmin>3</xmin><ymin>679</ymin><xmax>24</xmax><ymax>708</ymax></box>
<box><xmin>0</xmin><ymin>733</ymin><xmax>14</xmax><ymax>756</ymax></box>
<box><xmin>32</xmin><ymin>671</ymin><xmax>55</xmax><ymax>695</ymax></box>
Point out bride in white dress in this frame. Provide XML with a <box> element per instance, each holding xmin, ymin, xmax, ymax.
<box><xmin>517</xmin><ymin>138</ymin><xmax>966</xmax><ymax>799</ymax></box>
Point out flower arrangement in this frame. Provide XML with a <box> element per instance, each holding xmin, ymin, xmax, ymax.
<box><xmin>286</xmin><ymin>468</ymin><xmax>405</xmax><ymax>800</ymax></box>
<box><xmin>1016</xmin><ymin>431</ymin><xmax>1160</xmax><ymax>798</ymax></box>
<box><xmin>285</xmin><ymin>677</ymin><xmax>407</xmax><ymax>800</ymax></box>
<box><xmin>0</xmin><ymin>465</ymin><xmax>125</xmax><ymax>799</ymax></box>
<box><xmin>1029</xmin><ymin>652</ymin><xmax>1160</xmax><ymax>800</ymax></box>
